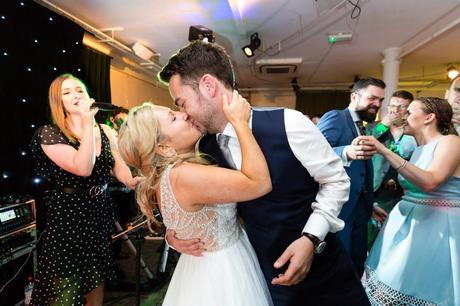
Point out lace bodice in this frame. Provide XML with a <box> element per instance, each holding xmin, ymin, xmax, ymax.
<box><xmin>159</xmin><ymin>164</ymin><xmax>241</xmax><ymax>252</ymax></box>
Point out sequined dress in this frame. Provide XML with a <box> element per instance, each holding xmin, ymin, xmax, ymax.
<box><xmin>30</xmin><ymin>125</ymin><xmax>115</xmax><ymax>306</ymax></box>
<box><xmin>365</xmin><ymin>138</ymin><xmax>460</xmax><ymax>305</ymax></box>
<box><xmin>160</xmin><ymin>164</ymin><xmax>273</xmax><ymax>306</ymax></box>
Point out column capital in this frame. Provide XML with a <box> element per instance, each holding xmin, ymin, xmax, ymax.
<box><xmin>382</xmin><ymin>47</ymin><xmax>402</xmax><ymax>61</ymax></box>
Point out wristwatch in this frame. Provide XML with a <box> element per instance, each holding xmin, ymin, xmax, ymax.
<box><xmin>302</xmin><ymin>232</ymin><xmax>326</xmax><ymax>254</ymax></box>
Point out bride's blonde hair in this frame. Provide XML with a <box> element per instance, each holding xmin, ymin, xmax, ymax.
<box><xmin>118</xmin><ymin>102</ymin><xmax>207</xmax><ymax>222</ymax></box>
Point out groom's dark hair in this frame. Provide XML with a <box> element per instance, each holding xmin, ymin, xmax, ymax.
<box><xmin>158</xmin><ymin>40</ymin><xmax>235</xmax><ymax>90</ymax></box>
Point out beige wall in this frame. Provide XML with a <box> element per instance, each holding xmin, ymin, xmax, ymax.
<box><xmin>243</xmin><ymin>86</ymin><xmax>447</xmax><ymax>113</ymax></box>
<box><xmin>245</xmin><ymin>89</ymin><xmax>296</xmax><ymax>109</ymax></box>
<box><xmin>110</xmin><ymin>66</ymin><xmax>299</xmax><ymax>111</ymax></box>
<box><xmin>109</xmin><ymin>70</ymin><xmax>448</xmax><ymax>113</ymax></box>
<box><xmin>412</xmin><ymin>88</ymin><xmax>445</xmax><ymax>99</ymax></box>
<box><xmin>84</xmin><ymin>33</ymin><xmax>172</xmax><ymax>110</ymax></box>
<box><xmin>110</xmin><ymin>67</ymin><xmax>173</xmax><ymax>110</ymax></box>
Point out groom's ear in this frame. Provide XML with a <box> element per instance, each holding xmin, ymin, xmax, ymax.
<box><xmin>198</xmin><ymin>74</ymin><xmax>218</xmax><ymax>98</ymax></box>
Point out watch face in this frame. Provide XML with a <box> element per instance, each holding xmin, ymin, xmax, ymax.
<box><xmin>315</xmin><ymin>241</ymin><xmax>326</xmax><ymax>254</ymax></box>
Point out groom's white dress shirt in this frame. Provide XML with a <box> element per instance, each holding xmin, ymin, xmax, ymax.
<box><xmin>217</xmin><ymin>108</ymin><xmax>350</xmax><ymax>241</ymax></box>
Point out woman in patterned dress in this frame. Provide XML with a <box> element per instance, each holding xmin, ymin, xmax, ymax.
<box><xmin>117</xmin><ymin>91</ymin><xmax>273</xmax><ymax>306</ymax></box>
<box><xmin>30</xmin><ymin>74</ymin><xmax>139</xmax><ymax>306</ymax></box>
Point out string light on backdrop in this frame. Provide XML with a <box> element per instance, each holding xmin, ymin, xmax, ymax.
<box><xmin>0</xmin><ymin>0</ymin><xmax>84</xmax><ymax>195</ymax></box>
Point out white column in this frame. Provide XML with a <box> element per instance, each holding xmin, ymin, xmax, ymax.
<box><xmin>381</xmin><ymin>47</ymin><xmax>401</xmax><ymax>118</ymax></box>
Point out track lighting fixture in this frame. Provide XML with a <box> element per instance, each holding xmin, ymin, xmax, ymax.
<box><xmin>188</xmin><ymin>25</ymin><xmax>215</xmax><ymax>43</ymax></box>
<box><xmin>242</xmin><ymin>32</ymin><xmax>261</xmax><ymax>58</ymax></box>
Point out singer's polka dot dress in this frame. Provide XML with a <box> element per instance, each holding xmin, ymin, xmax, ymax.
<box><xmin>30</xmin><ymin>125</ymin><xmax>115</xmax><ymax>306</ymax></box>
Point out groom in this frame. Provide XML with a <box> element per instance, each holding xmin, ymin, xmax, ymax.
<box><xmin>159</xmin><ymin>41</ymin><xmax>369</xmax><ymax>306</ymax></box>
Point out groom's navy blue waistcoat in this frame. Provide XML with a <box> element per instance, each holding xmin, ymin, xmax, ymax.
<box><xmin>200</xmin><ymin>109</ymin><xmax>318</xmax><ymax>278</ymax></box>
<box><xmin>200</xmin><ymin>108</ymin><xmax>368</xmax><ymax>306</ymax></box>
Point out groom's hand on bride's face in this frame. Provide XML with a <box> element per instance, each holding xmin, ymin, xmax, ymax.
<box><xmin>165</xmin><ymin>229</ymin><xmax>205</xmax><ymax>256</ymax></box>
<box><xmin>271</xmin><ymin>237</ymin><xmax>314</xmax><ymax>286</ymax></box>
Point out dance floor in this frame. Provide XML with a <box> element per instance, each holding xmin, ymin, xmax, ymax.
<box><xmin>104</xmin><ymin>235</ymin><xmax>175</xmax><ymax>306</ymax></box>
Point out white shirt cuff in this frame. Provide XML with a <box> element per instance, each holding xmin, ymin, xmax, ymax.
<box><xmin>302</xmin><ymin>213</ymin><xmax>330</xmax><ymax>241</ymax></box>
<box><xmin>342</xmin><ymin>146</ymin><xmax>352</xmax><ymax>167</ymax></box>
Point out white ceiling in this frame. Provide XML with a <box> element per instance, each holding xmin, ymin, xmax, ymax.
<box><xmin>38</xmin><ymin>0</ymin><xmax>460</xmax><ymax>91</ymax></box>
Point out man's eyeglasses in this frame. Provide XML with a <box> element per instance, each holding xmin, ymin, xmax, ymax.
<box><xmin>388</xmin><ymin>104</ymin><xmax>408</xmax><ymax>110</ymax></box>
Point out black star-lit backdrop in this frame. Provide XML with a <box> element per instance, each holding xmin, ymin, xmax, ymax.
<box><xmin>0</xmin><ymin>0</ymin><xmax>84</xmax><ymax>196</ymax></box>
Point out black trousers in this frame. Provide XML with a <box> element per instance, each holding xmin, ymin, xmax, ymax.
<box><xmin>264</xmin><ymin>235</ymin><xmax>370</xmax><ymax>306</ymax></box>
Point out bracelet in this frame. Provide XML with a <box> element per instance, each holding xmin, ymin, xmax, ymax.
<box><xmin>395</xmin><ymin>160</ymin><xmax>408</xmax><ymax>171</ymax></box>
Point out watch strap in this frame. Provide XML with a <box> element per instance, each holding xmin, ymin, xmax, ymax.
<box><xmin>302</xmin><ymin>232</ymin><xmax>321</xmax><ymax>247</ymax></box>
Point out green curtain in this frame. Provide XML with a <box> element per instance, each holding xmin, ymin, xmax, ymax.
<box><xmin>295</xmin><ymin>90</ymin><xmax>350</xmax><ymax>117</ymax></box>
<box><xmin>81</xmin><ymin>46</ymin><xmax>112</xmax><ymax>103</ymax></box>
<box><xmin>81</xmin><ymin>46</ymin><xmax>112</xmax><ymax>123</ymax></box>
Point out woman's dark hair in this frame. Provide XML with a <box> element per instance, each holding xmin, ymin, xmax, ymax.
<box><xmin>418</xmin><ymin>97</ymin><xmax>458</xmax><ymax>135</ymax></box>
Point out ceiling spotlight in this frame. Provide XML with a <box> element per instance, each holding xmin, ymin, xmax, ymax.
<box><xmin>188</xmin><ymin>25</ymin><xmax>215</xmax><ymax>43</ymax></box>
<box><xmin>447</xmin><ymin>65</ymin><xmax>459</xmax><ymax>80</ymax></box>
<box><xmin>242</xmin><ymin>32</ymin><xmax>261</xmax><ymax>58</ymax></box>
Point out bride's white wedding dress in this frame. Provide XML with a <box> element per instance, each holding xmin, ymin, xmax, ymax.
<box><xmin>160</xmin><ymin>164</ymin><xmax>273</xmax><ymax>306</ymax></box>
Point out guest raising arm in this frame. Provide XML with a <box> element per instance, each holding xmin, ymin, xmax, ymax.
<box><xmin>363</xmin><ymin>97</ymin><xmax>460</xmax><ymax>306</ymax></box>
<box><xmin>357</xmin><ymin>98</ymin><xmax>460</xmax><ymax>191</ymax></box>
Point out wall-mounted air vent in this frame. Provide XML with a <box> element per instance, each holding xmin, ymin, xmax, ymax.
<box><xmin>260</xmin><ymin>65</ymin><xmax>297</xmax><ymax>74</ymax></box>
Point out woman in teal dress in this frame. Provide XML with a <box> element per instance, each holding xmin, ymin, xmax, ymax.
<box><xmin>358</xmin><ymin>97</ymin><xmax>460</xmax><ymax>305</ymax></box>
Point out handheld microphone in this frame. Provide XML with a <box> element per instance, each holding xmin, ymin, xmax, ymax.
<box><xmin>90</xmin><ymin>102</ymin><xmax>117</xmax><ymax>112</ymax></box>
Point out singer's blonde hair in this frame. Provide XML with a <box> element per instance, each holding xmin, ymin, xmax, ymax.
<box><xmin>48</xmin><ymin>73</ymin><xmax>90</xmax><ymax>144</ymax></box>
<box><xmin>118</xmin><ymin>103</ymin><xmax>208</xmax><ymax>222</ymax></box>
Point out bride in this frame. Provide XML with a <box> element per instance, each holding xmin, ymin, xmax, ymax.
<box><xmin>117</xmin><ymin>91</ymin><xmax>273</xmax><ymax>306</ymax></box>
